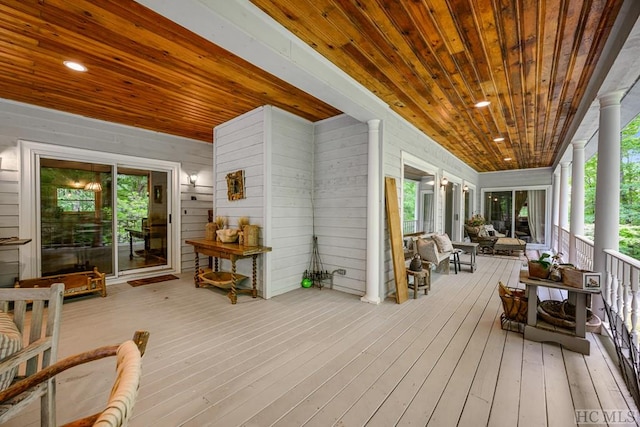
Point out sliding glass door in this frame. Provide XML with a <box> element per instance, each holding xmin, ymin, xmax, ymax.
<box><xmin>38</xmin><ymin>158</ymin><xmax>171</xmax><ymax>278</ymax></box>
<box><xmin>117</xmin><ymin>168</ymin><xmax>169</xmax><ymax>272</ymax></box>
<box><xmin>40</xmin><ymin>159</ymin><xmax>114</xmax><ymax>276</ymax></box>
<box><xmin>482</xmin><ymin>187</ymin><xmax>549</xmax><ymax>247</ymax></box>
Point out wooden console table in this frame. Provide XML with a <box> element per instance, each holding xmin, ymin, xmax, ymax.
<box><xmin>519</xmin><ymin>271</ymin><xmax>600</xmax><ymax>355</ymax></box>
<box><xmin>185</xmin><ymin>239</ymin><xmax>271</xmax><ymax>304</ymax></box>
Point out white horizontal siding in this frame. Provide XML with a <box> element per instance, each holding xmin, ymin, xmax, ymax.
<box><xmin>0</xmin><ymin>99</ymin><xmax>213</xmax><ymax>286</ymax></box>
<box><xmin>314</xmin><ymin>115</ymin><xmax>368</xmax><ymax>295</ymax></box>
<box><xmin>269</xmin><ymin>107</ymin><xmax>314</xmax><ymax>298</ymax></box>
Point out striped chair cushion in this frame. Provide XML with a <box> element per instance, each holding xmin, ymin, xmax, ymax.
<box><xmin>0</xmin><ymin>312</ymin><xmax>22</xmax><ymax>390</ymax></box>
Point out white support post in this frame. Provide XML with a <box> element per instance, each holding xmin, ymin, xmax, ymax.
<box><xmin>593</xmin><ymin>91</ymin><xmax>623</xmax><ymax>320</ymax></box>
<box><xmin>362</xmin><ymin>119</ymin><xmax>381</xmax><ymax>304</ymax></box>
<box><xmin>552</xmin><ymin>170</ymin><xmax>560</xmax><ymax>253</ymax></box>
<box><xmin>558</xmin><ymin>162</ymin><xmax>570</xmax><ymax>255</ymax></box>
<box><xmin>569</xmin><ymin>140</ymin><xmax>586</xmax><ymax>265</ymax></box>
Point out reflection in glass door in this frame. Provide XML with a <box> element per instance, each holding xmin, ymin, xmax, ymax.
<box><xmin>483</xmin><ymin>189</ymin><xmax>547</xmax><ymax>245</ymax></box>
<box><xmin>40</xmin><ymin>159</ymin><xmax>114</xmax><ymax>276</ymax></box>
<box><xmin>39</xmin><ymin>159</ymin><xmax>170</xmax><ymax>277</ymax></box>
<box><xmin>118</xmin><ymin>168</ymin><xmax>168</xmax><ymax>272</ymax></box>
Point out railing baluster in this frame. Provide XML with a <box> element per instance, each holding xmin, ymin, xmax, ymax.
<box><xmin>630</xmin><ymin>265</ymin><xmax>639</xmax><ymax>349</ymax></box>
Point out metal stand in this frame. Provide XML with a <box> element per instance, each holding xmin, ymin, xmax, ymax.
<box><xmin>303</xmin><ymin>236</ymin><xmax>331</xmax><ymax>289</ymax></box>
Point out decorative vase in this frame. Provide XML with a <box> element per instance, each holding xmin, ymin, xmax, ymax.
<box><xmin>409</xmin><ymin>254</ymin><xmax>422</xmax><ymax>272</ymax></box>
<box><xmin>528</xmin><ymin>261</ymin><xmax>550</xmax><ymax>279</ymax></box>
<box><xmin>243</xmin><ymin>225</ymin><xmax>259</xmax><ymax>246</ymax></box>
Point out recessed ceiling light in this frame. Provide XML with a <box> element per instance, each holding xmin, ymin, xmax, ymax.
<box><xmin>504</xmin><ymin>157</ymin><xmax>512</xmax><ymax>161</ymax></box>
<box><xmin>63</xmin><ymin>61</ymin><xmax>87</xmax><ymax>72</ymax></box>
<box><xmin>493</xmin><ymin>137</ymin><xmax>505</xmax><ymax>142</ymax></box>
<box><xmin>474</xmin><ymin>100</ymin><xmax>490</xmax><ymax>108</ymax></box>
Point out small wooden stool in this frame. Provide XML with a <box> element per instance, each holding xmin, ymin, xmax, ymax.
<box><xmin>451</xmin><ymin>249</ymin><xmax>462</xmax><ymax>274</ymax></box>
<box><xmin>406</xmin><ymin>268</ymin><xmax>430</xmax><ymax>299</ymax></box>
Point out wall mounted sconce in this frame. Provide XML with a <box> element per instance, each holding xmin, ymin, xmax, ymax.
<box><xmin>440</xmin><ymin>177</ymin><xmax>449</xmax><ymax>187</ymax></box>
<box><xmin>463</xmin><ymin>184</ymin><xmax>469</xmax><ymax>192</ymax></box>
<box><xmin>188</xmin><ymin>173</ymin><xmax>198</xmax><ymax>186</ymax></box>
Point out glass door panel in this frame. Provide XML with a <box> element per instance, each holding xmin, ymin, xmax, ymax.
<box><xmin>484</xmin><ymin>191</ymin><xmax>512</xmax><ymax>236</ymax></box>
<box><xmin>40</xmin><ymin>159</ymin><xmax>113</xmax><ymax>276</ymax></box>
<box><xmin>515</xmin><ymin>189</ymin><xmax>546</xmax><ymax>244</ymax></box>
<box><xmin>117</xmin><ymin>167</ymin><xmax>169</xmax><ymax>272</ymax></box>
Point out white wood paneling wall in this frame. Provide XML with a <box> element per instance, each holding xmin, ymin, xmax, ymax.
<box><xmin>314</xmin><ymin>115</ymin><xmax>368</xmax><ymax>295</ymax></box>
<box><xmin>269</xmin><ymin>108</ymin><xmax>315</xmax><ymax>297</ymax></box>
<box><xmin>213</xmin><ymin>107</ymin><xmax>269</xmax><ymax>295</ymax></box>
<box><xmin>214</xmin><ymin>106</ymin><xmax>318</xmax><ymax>299</ymax></box>
<box><xmin>0</xmin><ymin>99</ymin><xmax>213</xmax><ymax>286</ymax></box>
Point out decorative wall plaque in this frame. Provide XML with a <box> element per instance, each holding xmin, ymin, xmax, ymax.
<box><xmin>226</xmin><ymin>170</ymin><xmax>245</xmax><ymax>201</ymax></box>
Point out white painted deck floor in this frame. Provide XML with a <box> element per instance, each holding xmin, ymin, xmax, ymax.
<box><xmin>5</xmin><ymin>253</ymin><xmax>639</xmax><ymax>427</ymax></box>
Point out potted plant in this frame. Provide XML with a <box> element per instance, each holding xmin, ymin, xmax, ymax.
<box><xmin>527</xmin><ymin>252</ymin><xmax>563</xmax><ymax>279</ymax></box>
<box><xmin>465</xmin><ymin>214</ymin><xmax>486</xmax><ymax>227</ymax></box>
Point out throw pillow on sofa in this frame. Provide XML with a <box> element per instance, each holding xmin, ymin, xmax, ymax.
<box><xmin>416</xmin><ymin>238</ymin><xmax>439</xmax><ymax>264</ymax></box>
<box><xmin>432</xmin><ymin>233</ymin><xmax>454</xmax><ymax>253</ymax></box>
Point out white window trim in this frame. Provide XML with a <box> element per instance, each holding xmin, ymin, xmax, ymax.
<box><xmin>19</xmin><ymin>140</ymin><xmax>181</xmax><ymax>279</ymax></box>
<box><xmin>480</xmin><ymin>185</ymin><xmax>552</xmax><ymax>249</ymax></box>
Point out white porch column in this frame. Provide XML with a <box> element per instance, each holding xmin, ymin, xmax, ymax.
<box><xmin>552</xmin><ymin>170</ymin><xmax>560</xmax><ymax>252</ymax></box>
<box><xmin>569</xmin><ymin>140</ymin><xmax>586</xmax><ymax>265</ymax></box>
<box><xmin>594</xmin><ymin>92</ymin><xmax>622</xmax><ymax>272</ymax></box>
<box><xmin>362</xmin><ymin>119</ymin><xmax>381</xmax><ymax>304</ymax></box>
<box><xmin>593</xmin><ymin>92</ymin><xmax>623</xmax><ymax>320</ymax></box>
<box><xmin>559</xmin><ymin>162</ymin><xmax>570</xmax><ymax>229</ymax></box>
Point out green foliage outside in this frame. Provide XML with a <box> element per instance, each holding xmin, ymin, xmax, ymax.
<box><xmin>116</xmin><ymin>174</ymin><xmax>149</xmax><ymax>243</ymax></box>
<box><xmin>403</xmin><ymin>180</ymin><xmax>417</xmax><ymax>221</ymax></box>
<box><xmin>584</xmin><ymin>114</ymin><xmax>640</xmax><ymax>259</ymax></box>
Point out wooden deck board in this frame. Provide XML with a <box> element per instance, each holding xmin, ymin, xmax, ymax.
<box><xmin>3</xmin><ymin>252</ymin><xmax>639</xmax><ymax>427</ymax></box>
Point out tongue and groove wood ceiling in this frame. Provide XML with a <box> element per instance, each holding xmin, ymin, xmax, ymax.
<box><xmin>0</xmin><ymin>0</ymin><xmax>623</xmax><ymax>172</ymax></box>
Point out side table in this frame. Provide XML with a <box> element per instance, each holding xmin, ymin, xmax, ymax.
<box><xmin>406</xmin><ymin>268</ymin><xmax>430</xmax><ymax>299</ymax></box>
<box><xmin>451</xmin><ymin>242</ymin><xmax>478</xmax><ymax>272</ymax></box>
<box><xmin>519</xmin><ymin>271</ymin><xmax>600</xmax><ymax>354</ymax></box>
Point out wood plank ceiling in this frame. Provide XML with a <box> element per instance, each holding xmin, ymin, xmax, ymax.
<box><xmin>0</xmin><ymin>0</ymin><xmax>623</xmax><ymax>172</ymax></box>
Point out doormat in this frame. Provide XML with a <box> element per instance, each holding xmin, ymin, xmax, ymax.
<box><xmin>128</xmin><ymin>274</ymin><xmax>179</xmax><ymax>287</ymax></box>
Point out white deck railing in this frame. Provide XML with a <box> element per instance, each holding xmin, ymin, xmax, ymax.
<box><xmin>575</xmin><ymin>235</ymin><xmax>594</xmax><ymax>271</ymax></box>
<box><xmin>403</xmin><ymin>220</ymin><xmax>418</xmax><ymax>235</ymax></box>
<box><xmin>604</xmin><ymin>249</ymin><xmax>640</xmax><ymax>348</ymax></box>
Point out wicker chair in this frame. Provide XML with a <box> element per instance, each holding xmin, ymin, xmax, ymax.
<box><xmin>0</xmin><ymin>330</ymin><xmax>149</xmax><ymax>427</ymax></box>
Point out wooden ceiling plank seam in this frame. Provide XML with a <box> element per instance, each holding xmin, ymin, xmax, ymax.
<box><xmin>537</xmin><ymin>0</ymin><xmax>561</xmax><ymax>167</ymax></box>
<box><xmin>326</xmin><ymin>0</ymin><xmax>473</xmax><ymax>131</ymax></box>
<box><xmin>522</xmin><ymin>0</ymin><xmax>542</xmax><ymax>166</ymax></box>
<box><xmin>460</xmin><ymin>1</ymin><xmax>509</xmax><ymax>144</ymax></box>
<box><xmin>279</xmin><ymin>0</ymin><xmax>485</xmax><ymax>165</ymax></box>
<box><xmin>0</xmin><ymin>0</ymin><xmax>625</xmax><ymax>171</ymax></box>
<box><xmin>498</xmin><ymin>0</ymin><xmax>531</xmax><ymax>166</ymax></box>
<box><xmin>479</xmin><ymin>0</ymin><xmax>524</xmax><ymax>165</ymax></box>
<box><xmin>33</xmin><ymin>4</ymin><xmax>335</xmax><ymax>113</ymax></box>
<box><xmin>515</xmin><ymin>0</ymin><xmax>534</xmax><ymax>165</ymax></box>
<box><xmin>0</xmin><ymin>81</ymin><xmax>216</xmax><ymax>142</ymax></box>
<box><xmin>0</xmin><ymin>72</ymin><xmax>227</xmax><ymax>129</ymax></box>
<box><xmin>443</xmin><ymin>0</ymin><xmax>511</xmax><ymax>163</ymax></box>
<box><xmin>400</xmin><ymin>0</ymin><xmax>482</xmax><ymax>115</ymax></box>
<box><xmin>333</xmin><ymin>0</ymin><xmax>488</xmax><ymax>158</ymax></box>
<box><xmin>31</xmin><ymin>0</ymin><xmax>341</xmax><ymax>121</ymax></box>
<box><xmin>545</xmin><ymin>0</ymin><xmax>593</xmax><ymax>159</ymax></box>
<box><xmin>7</xmin><ymin>2</ymin><xmax>337</xmax><ymax>130</ymax></box>
<box><xmin>548</xmin><ymin>0</ymin><xmax>623</xmax><ymax>161</ymax></box>
<box><xmin>395</xmin><ymin>0</ymin><xmax>497</xmax><ymax>157</ymax></box>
